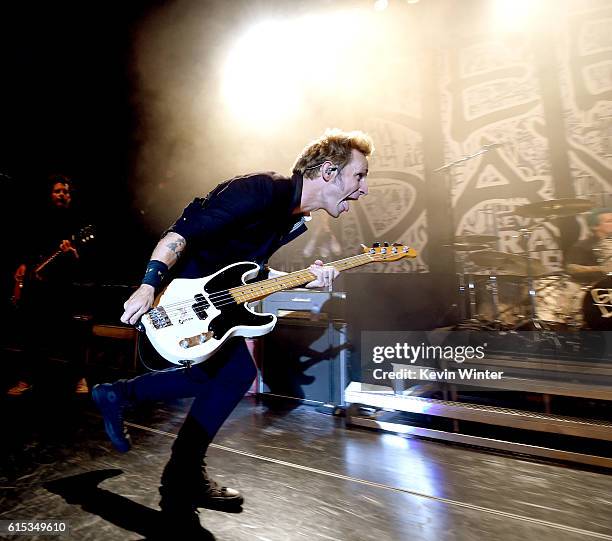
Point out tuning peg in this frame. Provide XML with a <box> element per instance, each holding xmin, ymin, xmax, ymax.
<box><xmin>372</xmin><ymin>242</ymin><xmax>381</xmax><ymax>248</ymax></box>
<box><xmin>383</xmin><ymin>242</ymin><xmax>389</xmax><ymax>247</ymax></box>
<box><xmin>392</xmin><ymin>242</ymin><xmax>402</xmax><ymax>247</ymax></box>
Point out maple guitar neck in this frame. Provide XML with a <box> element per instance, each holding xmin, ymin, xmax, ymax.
<box><xmin>228</xmin><ymin>245</ymin><xmax>416</xmax><ymax>304</ymax></box>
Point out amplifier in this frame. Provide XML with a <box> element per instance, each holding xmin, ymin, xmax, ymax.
<box><xmin>258</xmin><ymin>290</ymin><xmax>349</xmax><ymax>406</ymax></box>
<box><xmin>260</xmin><ymin>288</ymin><xmax>346</xmax><ymax>318</ymax></box>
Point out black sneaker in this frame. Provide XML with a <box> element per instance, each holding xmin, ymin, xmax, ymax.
<box><xmin>193</xmin><ymin>479</ymin><xmax>244</xmax><ymax>510</ymax></box>
<box><xmin>160</xmin><ymin>478</ymin><xmax>244</xmax><ymax>512</ymax></box>
<box><xmin>91</xmin><ymin>383</ymin><xmax>131</xmax><ymax>453</ymax></box>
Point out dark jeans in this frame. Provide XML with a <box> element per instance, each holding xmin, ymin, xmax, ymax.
<box><xmin>118</xmin><ymin>338</ymin><xmax>257</xmax><ymax>439</ymax></box>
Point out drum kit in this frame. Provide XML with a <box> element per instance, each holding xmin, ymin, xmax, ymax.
<box><xmin>450</xmin><ymin>197</ymin><xmax>612</xmax><ymax>332</ymax></box>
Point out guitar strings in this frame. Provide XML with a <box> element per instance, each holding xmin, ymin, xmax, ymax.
<box><xmin>157</xmin><ymin>273</ymin><xmax>320</xmax><ymax>316</ymax></box>
<box><xmin>157</xmin><ymin>271</ymin><xmax>314</xmax><ymax>314</ymax></box>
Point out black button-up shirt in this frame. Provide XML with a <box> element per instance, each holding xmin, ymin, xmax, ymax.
<box><xmin>167</xmin><ymin>171</ymin><xmax>307</xmax><ymax>279</ymax></box>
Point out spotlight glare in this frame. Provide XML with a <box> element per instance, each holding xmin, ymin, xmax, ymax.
<box><xmin>221</xmin><ymin>20</ymin><xmax>302</xmax><ymax>128</ymax></box>
<box><xmin>374</xmin><ymin>0</ymin><xmax>389</xmax><ymax>12</ymax></box>
<box><xmin>221</xmin><ymin>11</ymin><xmax>369</xmax><ymax>130</ymax></box>
<box><xmin>492</xmin><ymin>0</ymin><xmax>534</xmax><ymax>32</ymax></box>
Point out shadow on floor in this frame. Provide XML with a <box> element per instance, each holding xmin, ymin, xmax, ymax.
<box><xmin>44</xmin><ymin>469</ymin><xmax>216</xmax><ymax>541</ymax></box>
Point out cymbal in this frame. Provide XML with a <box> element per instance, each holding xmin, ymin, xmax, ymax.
<box><xmin>445</xmin><ymin>243</ymin><xmax>491</xmax><ymax>252</ymax></box>
<box><xmin>468</xmin><ymin>250</ymin><xmax>548</xmax><ymax>276</ymax></box>
<box><xmin>454</xmin><ymin>234</ymin><xmax>497</xmax><ymax>244</ymax></box>
<box><xmin>514</xmin><ymin>198</ymin><xmax>593</xmax><ymax>219</ymax></box>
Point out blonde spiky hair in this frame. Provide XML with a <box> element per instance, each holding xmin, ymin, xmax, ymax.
<box><xmin>293</xmin><ymin>129</ymin><xmax>374</xmax><ymax>180</ymax></box>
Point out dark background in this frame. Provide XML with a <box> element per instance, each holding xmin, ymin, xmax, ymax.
<box><xmin>0</xmin><ymin>2</ymin><xmax>160</xmax><ymax>286</ymax></box>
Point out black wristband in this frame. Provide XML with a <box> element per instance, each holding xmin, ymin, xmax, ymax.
<box><xmin>142</xmin><ymin>260</ymin><xmax>169</xmax><ymax>289</ymax></box>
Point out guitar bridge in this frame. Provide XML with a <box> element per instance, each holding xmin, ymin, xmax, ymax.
<box><xmin>179</xmin><ymin>331</ymin><xmax>213</xmax><ymax>349</ymax></box>
<box><xmin>148</xmin><ymin>307</ymin><xmax>172</xmax><ymax>329</ymax></box>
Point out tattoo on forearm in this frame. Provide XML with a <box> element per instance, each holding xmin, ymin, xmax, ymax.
<box><xmin>166</xmin><ymin>238</ymin><xmax>186</xmax><ymax>258</ymax></box>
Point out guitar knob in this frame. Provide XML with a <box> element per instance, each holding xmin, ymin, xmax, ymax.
<box><xmin>372</xmin><ymin>242</ymin><xmax>381</xmax><ymax>248</ymax></box>
<box><xmin>383</xmin><ymin>242</ymin><xmax>389</xmax><ymax>247</ymax></box>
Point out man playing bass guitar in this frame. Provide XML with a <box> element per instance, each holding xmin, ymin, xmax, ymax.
<box><xmin>92</xmin><ymin>129</ymin><xmax>374</xmax><ymax>520</ymax></box>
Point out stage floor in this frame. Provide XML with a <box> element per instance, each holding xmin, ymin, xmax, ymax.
<box><xmin>1</xmin><ymin>391</ymin><xmax>611</xmax><ymax>541</ymax></box>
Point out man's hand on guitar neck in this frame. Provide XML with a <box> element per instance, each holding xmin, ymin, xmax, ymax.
<box><xmin>305</xmin><ymin>259</ymin><xmax>339</xmax><ymax>290</ymax></box>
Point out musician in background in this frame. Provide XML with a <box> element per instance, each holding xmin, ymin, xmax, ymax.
<box><xmin>7</xmin><ymin>175</ymin><xmax>89</xmax><ymax>396</ymax></box>
<box><xmin>566</xmin><ymin>208</ymin><xmax>612</xmax><ymax>284</ymax></box>
<box><xmin>92</xmin><ymin>129</ymin><xmax>373</xmax><ymax>525</ymax></box>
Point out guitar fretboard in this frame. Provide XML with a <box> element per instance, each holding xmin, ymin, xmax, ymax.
<box><xmin>228</xmin><ymin>253</ymin><xmax>372</xmax><ymax>303</ymax></box>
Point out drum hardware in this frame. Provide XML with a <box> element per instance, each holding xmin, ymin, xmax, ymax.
<box><xmin>448</xmin><ymin>198</ymin><xmax>606</xmax><ymax>344</ymax></box>
<box><xmin>486</xmin><ymin>271</ymin><xmax>502</xmax><ymax>323</ymax></box>
<box><xmin>466</xmin><ymin>229</ymin><xmax>569</xmax><ymax>329</ymax></box>
<box><xmin>451</xmin><ymin>241</ymin><xmax>554</xmax><ymax>328</ymax></box>
<box><xmin>509</xmin><ymin>198</ymin><xmax>599</xmax><ymax>329</ymax></box>
<box><xmin>513</xmin><ymin>223</ymin><xmax>568</xmax><ymax>327</ymax></box>
<box><xmin>445</xmin><ymin>233</ymin><xmax>500</xmax><ymax>322</ymax></box>
<box><xmin>529</xmin><ymin>274</ymin><xmax>584</xmax><ymax>327</ymax></box>
<box><xmin>451</xmin><ymin>245</ymin><xmax>483</xmax><ymax>322</ymax></box>
<box><xmin>513</xmin><ymin>198</ymin><xmax>594</xmax><ymax>219</ymax></box>
<box><xmin>460</xmin><ymin>260</ymin><xmax>511</xmax><ymax>325</ymax></box>
<box><xmin>468</xmin><ymin>249</ymin><xmax>548</xmax><ymax>277</ymax></box>
<box><xmin>434</xmin><ymin>144</ymin><xmax>505</xmax><ymax>323</ymax></box>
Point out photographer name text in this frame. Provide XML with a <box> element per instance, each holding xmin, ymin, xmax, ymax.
<box><xmin>373</xmin><ymin>367</ymin><xmax>504</xmax><ymax>381</ymax></box>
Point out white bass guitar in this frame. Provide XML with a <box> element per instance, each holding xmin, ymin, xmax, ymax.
<box><xmin>141</xmin><ymin>242</ymin><xmax>417</xmax><ymax>366</ymax></box>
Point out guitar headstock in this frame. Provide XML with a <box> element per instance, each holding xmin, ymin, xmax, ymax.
<box><xmin>362</xmin><ymin>242</ymin><xmax>417</xmax><ymax>262</ymax></box>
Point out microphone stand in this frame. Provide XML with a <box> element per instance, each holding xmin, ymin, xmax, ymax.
<box><xmin>432</xmin><ymin>144</ymin><xmax>503</xmax><ymax>173</ymax></box>
<box><xmin>434</xmin><ymin>143</ymin><xmax>504</xmax><ymax>325</ymax></box>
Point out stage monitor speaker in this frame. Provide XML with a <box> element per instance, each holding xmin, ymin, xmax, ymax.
<box><xmin>259</xmin><ymin>317</ymin><xmax>348</xmax><ymax>406</ymax></box>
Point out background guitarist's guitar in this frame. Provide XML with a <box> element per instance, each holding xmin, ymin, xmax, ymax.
<box><xmin>141</xmin><ymin>242</ymin><xmax>417</xmax><ymax>366</ymax></box>
<box><xmin>12</xmin><ymin>225</ymin><xmax>95</xmax><ymax>306</ymax></box>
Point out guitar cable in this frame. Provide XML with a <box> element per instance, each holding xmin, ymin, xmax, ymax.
<box><xmin>135</xmin><ymin>328</ymin><xmax>183</xmax><ymax>374</ymax></box>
